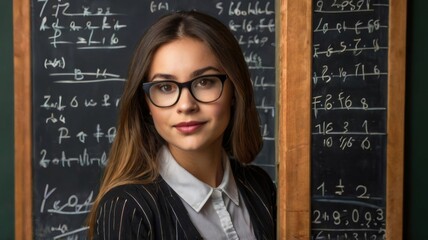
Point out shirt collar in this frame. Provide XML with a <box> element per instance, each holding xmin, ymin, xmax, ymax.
<box><xmin>158</xmin><ymin>146</ymin><xmax>239</xmax><ymax>212</ymax></box>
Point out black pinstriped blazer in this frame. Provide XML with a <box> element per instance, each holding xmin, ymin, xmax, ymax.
<box><xmin>93</xmin><ymin>160</ymin><xmax>276</xmax><ymax>239</ymax></box>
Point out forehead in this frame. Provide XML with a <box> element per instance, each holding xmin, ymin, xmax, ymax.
<box><xmin>149</xmin><ymin>37</ymin><xmax>221</xmax><ymax>77</ymax></box>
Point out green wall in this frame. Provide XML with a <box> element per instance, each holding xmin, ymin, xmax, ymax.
<box><xmin>0</xmin><ymin>0</ymin><xmax>426</xmax><ymax>239</ymax></box>
<box><xmin>404</xmin><ymin>0</ymin><xmax>428</xmax><ymax>239</ymax></box>
<box><xmin>0</xmin><ymin>0</ymin><xmax>15</xmax><ymax>239</ymax></box>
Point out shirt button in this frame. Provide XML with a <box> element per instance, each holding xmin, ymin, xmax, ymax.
<box><xmin>212</xmin><ymin>189</ymin><xmax>222</xmax><ymax>199</ymax></box>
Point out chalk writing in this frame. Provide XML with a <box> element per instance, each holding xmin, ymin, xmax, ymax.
<box><xmin>33</xmin><ymin>0</ymin><xmax>128</xmax><ymax>238</ymax></box>
<box><xmin>39</xmin><ymin>149</ymin><xmax>108</xmax><ymax>168</ymax></box>
<box><xmin>311</xmin><ymin>0</ymin><xmax>388</xmax><ymax>238</ymax></box>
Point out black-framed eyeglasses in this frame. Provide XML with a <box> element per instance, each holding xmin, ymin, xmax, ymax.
<box><xmin>142</xmin><ymin>74</ymin><xmax>228</xmax><ymax>108</ymax></box>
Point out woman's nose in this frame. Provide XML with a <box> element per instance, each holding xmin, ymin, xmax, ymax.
<box><xmin>176</xmin><ymin>88</ymin><xmax>198</xmax><ymax>113</ymax></box>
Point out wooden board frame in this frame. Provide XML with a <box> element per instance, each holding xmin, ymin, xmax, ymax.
<box><xmin>276</xmin><ymin>0</ymin><xmax>406</xmax><ymax>239</ymax></box>
<box><xmin>13</xmin><ymin>0</ymin><xmax>405</xmax><ymax>239</ymax></box>
<box><xmin>385</xmin><ymin>0</ymin><xmax>406</xmax><ymax>238</ymax></box>
<box><xmin>14</xmin><ymin>0</ymin><xmax>32</xmax><ymax>239</ymax></box>
<box><xmin>277</xmin><ymin>0</ymin><xmax>312</xmax><ymax>239</ymax></box>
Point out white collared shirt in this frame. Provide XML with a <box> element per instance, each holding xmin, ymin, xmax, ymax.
<box><xmin>158</xmin><ymin>146</ymin><xmax>256</xmax><ymax>240</ymax></box>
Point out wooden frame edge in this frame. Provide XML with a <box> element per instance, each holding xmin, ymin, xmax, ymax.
<box><xmin>13</xmin><ymin>0</ymin><xmax>33</xmax><ymax>239</ymax></box>
<box><xmin>278</xmin><ymin>0</ymin><xmax>312</xmax><ymax>239</ymax></box>
<box><xmin>386</xmin><ymin>0</ymin><xmax>407</xmax><ymax>239</ymax></box>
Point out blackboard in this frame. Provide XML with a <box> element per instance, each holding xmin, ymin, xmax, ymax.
<box><xmin>310</xmin><ymin>0</ymin><xmax>389</xmax><ymax>239</ymax></box>
<box><xmin>276</xmin><ymin>0</ymin><xmax>405</xmax><ymax>239</ymax></box>
<box><xmin>28</xmin><ymin>0</ymin><xmax>276</xmax><ymax>239</ymax></box>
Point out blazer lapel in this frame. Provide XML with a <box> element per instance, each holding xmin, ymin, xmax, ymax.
<box><xmin>231</xmin><ymin>161</ymin><xmax>276</xmax><ymax>240</ymax></box>
<box><xmin>158</xmin><ymin>178</ymin><xmax>203</xmax><ymax>239</ymax></box>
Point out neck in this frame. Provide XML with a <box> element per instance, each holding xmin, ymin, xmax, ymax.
<box><xmin>168</xmin><ymin>144</ymin><xmax>224</xmax><ymax>187</ymax></box>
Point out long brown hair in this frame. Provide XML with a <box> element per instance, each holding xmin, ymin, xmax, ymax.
<box><xmin>87</xmin><ymin>10</ymin><xmax>262</xmax><ymax>237</ymax></box>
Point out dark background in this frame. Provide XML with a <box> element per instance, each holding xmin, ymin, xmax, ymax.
<box><xmin>1</xmin><ymin>0</ymin><xmax>426</xmax><ymax>239</ymax></box>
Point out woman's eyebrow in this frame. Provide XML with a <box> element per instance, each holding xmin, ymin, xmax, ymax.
<box><xmin>150</xmin><ymin>73</ymin><xmax>176</xmax><ymax>81</ymax></box>
<box><xmin>150</xmin><ymin>66</ymin><xmax>221</xmax><ymax>81</ymax></box>
<box><xmin>191</xmin><ymin>66</ymin><xmax>221</xmax><ymax>78</ymax></box>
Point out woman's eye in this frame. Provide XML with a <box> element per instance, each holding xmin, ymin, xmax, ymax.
<box><xmin>199</xmin><ymin>79</ymin><xmax>209</xmax><ymax>86</ymax></box>
<box><xmin>196</xmin><ymin>78</ymin><xmax>214</xmax><ymax>88</ymax></box>
<box><xmin>156</xmin><ymin>83</ymin><xmax>176</xmax><ymax>93</ymax></box>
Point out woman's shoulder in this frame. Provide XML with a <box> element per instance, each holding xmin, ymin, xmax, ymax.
<box><xmin>230</xmin><ymin>159</ymin><xmax>276</xmax><ymax>204</ymax></box>
<box><xmin>98</xmin><ymin>180</ymin><xmax>166</xmax><ymax>208</ymax></box>
<box><xmin>93</xmin><ymin>180</ymin><xmax>197</xmax><ymax>239</ymax></box>
<box><xmin>230</xmin><ymin>159</ymin><xmax>273</xmax><ymax>185</ymax></box>
<box><xmin>93</xmin><ymin>181</ymin><xmax>169</xmax><ymax>238</ymax></box>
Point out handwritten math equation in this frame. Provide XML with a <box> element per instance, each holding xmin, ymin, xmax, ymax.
<box><xmin>312</xmin><ymin>178</ymin><xmax>386</xmax><ymax>240</ymax></box>
<box><xmin>310</xmin><ymin>0</ymin><xmax>389</xmax><ymax>239</ymax></box>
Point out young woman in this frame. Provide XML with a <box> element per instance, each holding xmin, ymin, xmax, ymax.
<box><xmin>88</xmin><ymin>11</ymin><xmax>276</xmax><ymax>239</ymax></box>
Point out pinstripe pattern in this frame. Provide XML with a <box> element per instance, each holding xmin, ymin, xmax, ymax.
<box><xmin>93</xmin><ymin>160</ymin><xmax>276</xmax><ymax>239</ymax></box>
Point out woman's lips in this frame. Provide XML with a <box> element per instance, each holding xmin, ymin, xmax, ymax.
<box><xmin>173</xmin><ymin>121</ymin><xmax>206</xmax><ymax>134</ymax></box>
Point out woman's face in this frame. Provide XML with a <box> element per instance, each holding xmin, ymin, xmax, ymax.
<box><xmin>147</xmin><ymin>37</ymin><xmax>234</xmax><ymax>154</ymax></box>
